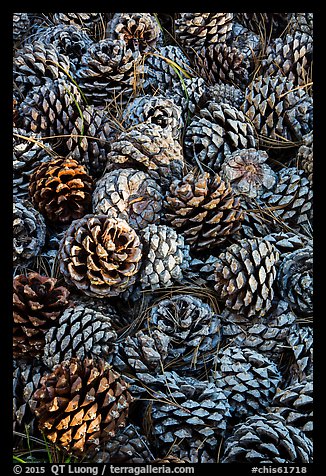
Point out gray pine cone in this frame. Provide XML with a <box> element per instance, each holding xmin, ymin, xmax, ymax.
<box><xmin>297</xmin><ymin>131</ymin><xmax>313</xmax><ymax>185</ymax></box>
<box><xmin>165</xmin><ymin>77</ymin><xmax>206</xmax><ymax>120</ymax></box>
<box><xmin>287</xmin><ymin>326</ymin><xmax>313</xmax><ymax>385</ymax></box>
<box><xmin>205</xmin><ymin>83</ymin><xmax>245</xmax><ymax>109</ymax></box>
<box><xmin>51</xmin><ymin>13</ymin><xmax>106</xmax><ymax>41</ymax></box>
<box><xmin>13</xmin><ymin>13</ymin><xmax>32</xmax><ymax>43</ymax></box>
<box><xmin>289</xmin><ymin>13</ymin><xmax>313</xmax><ymax>37</ymax></box>
<box><xmin>264</xmin><ymin>232</ymin><xmax>309</xmax><ymax>258</ymax></box>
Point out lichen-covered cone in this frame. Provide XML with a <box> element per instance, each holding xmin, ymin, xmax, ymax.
<box><xmin>214</xmin><ymin>238</ymin><xmax>280</xmax><ymax>318</ymax></box>
<box><xmin>76</xmin><ymin>38</ymin><xmax>142</xmax><ymax>106</ymax></box>
<box><xmin>241</xmin><ymin>74</ymin><xmax>313</xmax><ymax>144</ymax></box>
<box><xmin>59</xmin><ymin>215</ymin><xmax>142</xmax><ymax>298</ymax></box>
<box><xmin>13</xmin><ymin>197</ymin><xmax>46</xmax><ymax>266</ymax></box>
<box><xmin>147</xmin><ymin>371</ymin><xmax>231</xmax><ymax>462</ymax></box>
<box><xmin>297</xmin><ymin>131</ymin><xmax>313</xmax><ymax>185</ymax></box>
<box><xmin>123</xmin><ymin>95</ymin><xmax>184</xmax><ymax>140</ymax></box>
<box><xmin>165</xmin><ymin>171</ymin><xmax>244</xmax><ymax>251</ymax></box>
<box><xmin>264</xmin><ymin>232</ymin><xmax>309</xmax><ymax>258</ymax></box>
<box><xmin>260</xmin><ymin>167</ymin><xmax>313</xmax><ymax>234</ymax></box>
<box><xmin>13</xmin><ymin>272</ymin><xmax>70</xmax><ymax>359</ymax></box>
<box><xmin>287</xmin><ymin>326</ymin><xmax>313</xmax><ymax>385</ymax></box>
<box><xmin>51</xmin><ymin>13</ymin><xmax>106</xmax><ymax>41</ymax></box>
<box><xmin>184</xmin><ymin>101</ymin><xmax>257</xmax><ymax>172</ymax></box>
<box><xmin>268</xmin><ymin>378</ymin><xmax>313</xmax><ymax>439</ymax></box>
<box><xmin>261</xmin><ymin>32</ymin><xmax>313</xmax><ymax>90</ymax></box>
<box><xmin>220</xmin><ymin>299</ymin><xmax>298</xmax><ymax>363</ymax></box>
<box><xmin>13</xmin><ymin>40</ymin><xmax>74</xmax><ymax>96</ymax></box>
<box><xmin>147</xmin><ymin>294</ymin><xmax>222</xmax><ymax>375</ymax></box>
<box><xmin>65</xmin><ymin>105</ymin><xmax>116</xmax><ymax>178</ymax></box>
<box><xmin>175</xmin><ymin>13</ymin><xmax>234</xmax><ymax>53</ymax></box>
<box><xmin>210</xmin><ymin>345</ymin><xmax>282</xmax><ymax>418</ymax></box>
<box><xmin>289</xmin><ymin>13</ymin><xmax>313</xmax><ymax>37</ymax></box>
<box><xmin>93</xmin><ymin>168</ymin><xmax>163</xmax><ymax>231</ymax></box>
<box><xmin>277</xmin><ymin>246</ymin><xmax>313</xmax><ymax>316</ymax></box>
<box><xmin>235</xmin><ymin>13</ymin><xmax>290</xmax><ymax>38</ymax></box>
<box><xmin>32</xmin><ymin>358</ymin><xmax>134</xmax><ymax>457</ymax></box>
<box><xmin>220</xmin><ymin>149</ymin><xmax>277</xmax><ymax>199</ymax></box>
<box><xmin>107</xmin><ymin>13</ymin><xmax>162</xmax><ymax>53</ymax></box>
<box><xmin>221</xmin><ymin>413</ymin><xmax>313</xmax><ymax>463</ymax></box>
<box><xmin>29</xmin><ymin>157</ymin><xmax>93</xmax><ymax>224</ymax></box>
<box><xmin>19</xmin><ymin>78</ymin><xmax>84</xmax><ymax>137</ymax></box>
<box><xmin>43</xmin><ymin>305</ymin><xmax>118</xmax><ymax>369</ymax></box>
<box><xmin>106</xmin><ymin>123</ymin><xmax>184</xmax><ymax>191</ymax></box>
<box><xmin>205</xmin><ymin>83</ymin><xmax>245</xmax><ymax>109</ymax></box>
<box><xmin>93</xmin><ymin>423</ymin><xmax>154</xmax><ymax>463</ymax></box>
<box><xmin>13</xmin><ymin>129</ymin><xmax>55</xmax><ymax>199</ymax></box>
<box><xmin>13</xmin><ymin>13</ymin><xmax>32</xmax><ymax>43</ymax></box>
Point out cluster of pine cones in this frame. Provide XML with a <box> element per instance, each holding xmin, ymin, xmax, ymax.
<box><xmin>13</xmin><ymin>12</ymin><xmax>313</xmax><ymax>464</ymax></box>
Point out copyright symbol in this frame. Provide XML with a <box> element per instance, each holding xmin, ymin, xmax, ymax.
<box><xmin>13</xmin><ymin>466</ymin><xmax>22</xmax><ymax>475</ymax></box>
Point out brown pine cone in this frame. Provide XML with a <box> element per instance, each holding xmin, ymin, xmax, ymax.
<box><xmin>59</xmin><ymin>215</ymin><xmax>142</xmax><ymax>298</ymax></box>
<box><xmin>13</xmin><ymin>272</ymin><xmax>71</xmax><ymax>359</ymax></box>
<box><xmin>33</xmin><ymin>358</ymin><xmax>133</xmax><ymax>456</ymax></box>
<box><xmin>29</xmin><ymin>157</ymin><xmax>93</xmax><ymax>224</ymax></box>
<box><xmin>165</xmin><ymin>170</ymin><xmax>244</xmax><ymax>251</ymax></box>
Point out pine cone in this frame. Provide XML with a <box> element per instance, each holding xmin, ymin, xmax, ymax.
<box><xmin>220</xmin><ymin>149</ymin><xmax>277</xmax><ymax>199</ymax></box>
<box><xmin>13</xmin><ymin>197</ymin><xmax>46</xmax><ymax>266</ymax></box>
<box><xmin>175</xmin><ymin>13</ymin><xmax>234</xmax><ymax>53</ymax></box>
<box><xmin>211</xmin><ymin>345</ymin><xmax>281</xmax><ymax>418</ymax></box>
<box><xmin>13</xmin><ymin>129</ymin><xmax>55</xmax><ymax>199</ymax></box>
<box><xmin>29</xmin><ymin>156</ymin><xmax>93</xmax><ymax>224</ymax></box>
<box><xmin>65</xmin><ymin>105</ymin><xmax>116</xmax><ymax>178</ymax></box>
<box><xmin>165</xmin><ymin>77</ymin><xmax>206</xmax><ymax>119</ymax></box>
<box><xmin>182</xmin><ymin>255</ymin><xmax>217</xmax><ymax>288</ymax></box>
<box><xmin>43</xmin><ymin>305</ymin><xmax>118</xmax><ymax>369</ymax></box>
<box><xmin>76</xmin><ymin>38</ymin><xmax>142</xmax><ymax>106</ymax></box>
<box><xmin>184</xmin><ymin>101</ymin><xmax>257</xmax><ymax>172</ymax></box>
<box><xmin>51</xmin><ymin>13</ymin><xmax>106</xmax><ymax>41</ymax></box>
<box><xmin>221</xmin><ymin>413</ymin><xmax>313</xmax><ymax>463</ymax></box>
<box><xmin>107</xmin><ymin>13</ymin><xmax>161</xmax><ymax>53</ymax></box>
<box><xmin>147</xmin><ymin>371</ymin><xmax>231</xmax><ymax>462</ymax></box>
<box><xmin>238</xmin><ymin>197</ymin><xmax>277</xmax><ymax>239</ymax></box>
<box><xmin>59</xmin><ymin>215</ymin><xmax>142</xmax><ymax>298</ymax></box>
<box><xmin>165</xmin><ymin>171</ymin><xmax>244</xmax><ymax>251</ymax></box>
<box><xmin>148</xmin><ymin>294</ymin><xmax>222</xmax><ymax>375</ymax></box>
<box><xmin>106</xmin><ymin>123</ymin><xmax>184</xmax><ymax>191</ymax></box>
<box><xmin>13</xmin><ymin>40</ymin><xmax>73</xmax><ymax>96</ymax></box>
<box><xmin>93</xmin><ymin>168</ymin><xmax>163</xmax><ymax>231</ymax></box>
<box><xmin>20</xmin><ymin>78</ymin><xmax>84</xmax><ymax>137</ymax></box>
<box><xmin>268</xmin><ymin>379</ymin><xmax>313</xmax><ymax>439</ymax></box>
<box><xmin>260</xmin><ymin>167</ymin><xmax>313</xmax><ymax>233</ymax></box>
<box><xmin>205</xmin><ymin>83</ymin><xmax>245</xmax><ymax>109</ymax></box>
<box><xmin>33</xmin><ymin>358</ymin><xmax>133</xmax><ymax>456</ymax></box>
<box><xmin>277</xmin><ymin>247</ymin><xmax>313</xmax><ymax>317</ymax></box>
<box><xmin>235</xmin><ymin>13</ymin><xmax>290</xmax><ymax>37</ymax></box>
<box><xmin>123</xmin><ymin>95</ymin><xmax>184</xmax><ymax>139</ymax></box>
<box><xmin>241</xmin><ymin>74</ymin><xmax>313</xmax><ymax>144</ymax></box>
<box><xmin>289</xmin><ymin>13</ymin><xmax>313</xmax><ymax>37</ymax></box>
<box><xmin>261</xmin><ymin>32</ymin><xmax>313</xmax><ymax>89</ymax></box>
<box><xmin>297</xmin><ymin>131</ymin><xmax>313</xmax><ymax>185</ymax></box>
<box><xmin>13</xmin><ymin>13</ymin><xmax>32</xmax><ymax>43</ymax></box>
<box><xmin>229</xmin><ymin>22</ymin><xmax>261</xmax><ymax>61</ymax></box>
<box><xmin>287</xmin><ymin>327</ymin><xmax>313</xmax><ymax>385</ymax></box>
<box><xmin>264</xmin><ymin>232</ymin><xmax>309</xmax><ymax>258</ymax></box>
<box><xmin>93</xmin><ymin>423</ymin><xmax>154</xmax><ymax>463</ymax></box>
<box><xmin>13</xmin><ymin>272</ymin><xmax>70</xmax><ymax>359</ymax></box>
<box><xmin>214</xmin><ymin>238</ymin><xmax>280</xmax><ymax>318</ymax></box>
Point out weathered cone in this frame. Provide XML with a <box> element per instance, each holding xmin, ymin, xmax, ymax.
<box><xmin>261</xmin><ymin>32</ymin><xmax>313</xmax><ymax>89</ymax></box>
<box><xmin>93</xmin><ymin>423</ymin><xmax>154</xmax><ymax>463</ymax></box>
<box><xmin>107</xmin><ymin>13</ymin><xmax>161</xmax><ymax>53</ymax></box>
<box><xmin>184</xmin><ymin>101</ymin><xmax>257</xmax><ymax>172</ymax></box>
<box><xmin>264</xmin><ymin>232</ymin><xmax>309</xmax><ymax>258</ymax></box>
<box><xmin>106</xmin><ymin>123</ymin><xmax>184</xmax><ymax>191</ymax></box>
<box><xmin>13</xmin><ymin>40</ymin><xmax>73</xmax><ymax>96</ymax></box>
<box><xmin>13</xmin><ymin>272</ymin><xmax>70</xmax><ymax>359</ymax></box>
<box><xmin>277</xmin><ymin>247</ymin><xmax>313</xmax><ymax>316</ymax></box>
<box><xmin>43</xmin><ymin>305</ymin><xmax>118</xmax><ymax>369</ymax></box>
<box><xmin>13</xmin><ymin>197</ymin><xmax>46</xmax><ymax>266</ymax></box>
<box><xmin>214</xmin><ymin>238</ymin><xmax>280</xmax><ymax>318</ymax></box>
<box><xmin>165</xmin><ymin>171</ymin><xmax>244</xmax><ymax>251</ymax></box>
<box><xmin>241</xmin><ymin>74</ymin><xmax>313</xmax><ymax>144</ymax></box>
<box><xmin>123</xmin><ymin>95</ymin><xmax>184</xmax><ymax>139</ymax></box>
<box><xmin>33</xmin><ymin>358</ymin><xmax>133</xmax><ymax>456</ymax></box>
<box><xmin>93</xmin><ymin>168</ymin><xmax>163</xmax><ymax>231</ymax></box>
<box><xmin>268</xmin><ymin>378</ymin><xmax>313</xmax><ymax>439</ymax></box>
<box><xmin>59</xmin><ymin>215</ymin><xmax>142</xmax><ymax>298</ymax></box>
<box><xmin>13</xmin><ymin>12</ymin><xmax>31</xmax><ymax>42</ymax></box>
<box><xmin>29</xmin><ymin>157</ymin><xmax>93</xmax><ymax>224</ymax></box>
<box><xmin>175</xmin><ymin>13</ymin><xmax>234</xmax><ymax>53</ymax></box>
<box><xmin>221</xmin><ymin>413</ymin><xmax>313</xmax><ymax>463</ymax></box>
<box><xmin>51</xmin><ymin>13</ymin><xmax>105</xmax><ymax>40</ymax></box>
<box><xmin>210</xmin><ymin>345</ymin><xmax>282</xmax><ymax>418</ymax></box>
<box><xmin>148</xmin><ymin>294</ymin><xmax>222</xmax><ymax>374</ymax></box>
<box><xmin>220</xmin><ymin>148</ymin><xmax>277</xmax><ymax>199</ymax></box>
<box><xmin>297</xmin><ymin>131</ymin><xmax>313</xmax><ymax>185</ymax></box>
<box><xmin>287</xmin><ymin>326</ymin><xmax>313</xmax><ymax>385</ymax></box>
<box><xmin>260</xmin><ymin>167</ymin><xmax>313</xmax><ymax>233</ymax></box>
<box><xmin>235</xmin><ymin>13</ymin><xmax>290</xmax><ymax>37</ymax></box>
<box><xmin>205</xmin><ymin>83</ymin><xmax>245</xmax><ymax>109</ymax></box>
<box><xmin>147</xmin><ymin>371</ymin><xmax>231</xmax><ymax>462</ymax></box>
<box><xmin>20</xmin><ymin>78</ymin><xmax>84</xmax><ymax>137</ymax></box>
<box><xmin>76</xmin><ymin>38</ymin><xmax>142</xmax><ymax>106</ymax></box>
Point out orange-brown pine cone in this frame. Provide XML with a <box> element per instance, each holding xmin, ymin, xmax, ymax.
<box><xmin>29</xmin><ymin>157</ymin><xmax>93</xmax><ymax>224</ymax></box>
